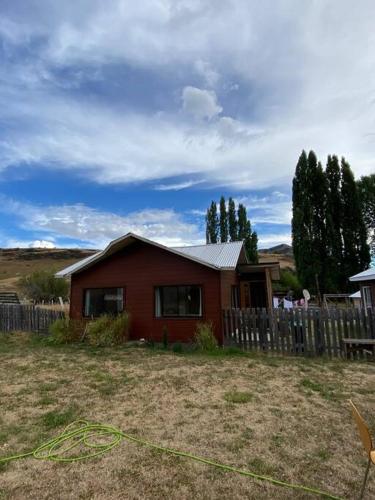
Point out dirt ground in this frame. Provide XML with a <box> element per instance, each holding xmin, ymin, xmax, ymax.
<box><xmin>0</xmin><ymin>334</ymin><xmax>374</xmax><ymax>500</ymax></box>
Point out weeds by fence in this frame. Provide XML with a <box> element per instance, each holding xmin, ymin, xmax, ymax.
<box><xmin>0</xmin><ymin>304</ymin><xmax>65</xmax><ymax>334</ymax></box>
<box><xmin>223</xmin><ymin>307</ymin><xmax>375</xmax><ymax>359</ymax></box>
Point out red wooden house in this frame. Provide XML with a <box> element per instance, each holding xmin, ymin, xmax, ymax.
<box><xmin>57</xmin><ymin>233</ymin><xmax>279</xmax><ymax>343</ymax></box>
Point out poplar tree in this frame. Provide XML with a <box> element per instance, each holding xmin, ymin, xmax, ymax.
<box><xmin>292</xmin><ymin>150</ymin><xmax>313</xmax><ymax>291</ymax></box>
<box><xmin>325</xmin><ymin>155</ymin><xmax>344</xmax><ymax>291</ymax></box>
<box><xmin>357</xmin><ymin>174</ymin><xmax>375</xmax><ymax>257</ymax></box>
<box><xmin>205</xmin><ymin>201</ymin><xmax>219</xmax><ymax>243</ymax></box>
<box><xmin>228</xmin><ymin>197</ymin><xmax>238</xmax><ymax>242</ymax></box>
<box><xmin>341</xmin><ymin>159</ymin><xmax>371</xmax><ymax>281</ymax></box>
<box><xmin>238</xmin><ymin>203</ymin><xmax>258</xmax><ymax>263</ymax></box>
<box><xmin>219</xmin><ymin>196</ymin><xmax>228</xmax><ymax>243</ymax></box>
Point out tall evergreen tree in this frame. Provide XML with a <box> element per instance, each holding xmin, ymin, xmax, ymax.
<box><xmin>205</xmin><ymin>201</ymin><xmax>219</xmax><ymax>244</ymax></box>
<box><xmin>341</xmin><ymin>159</ymin><xmax>371</xmax><ymax>282</ymax></box>
<box><xmin>357</xmin><ymin>174</ymin><xmax>375</xmax><ymax>257</ymax></box>
<box><xmin>292</xmin><ymin>150</ymin><xmax>314</xmax><ymax>292</ymax></box>
<box><xmin>325</xmin><ymin>155</ymin><xmax>344</xmax><ymax>291</ymax></box>
<box><xmin>237</xmin><ymin>203</ymin><xmax>258</xmax><ymax>263</ymax></box>
<box><xmin>219</xmin><ymin>196</ymin><xmax>228</xmax><ymax>243</ymax></box>
<box><xmin>228</xmin><ymin>197</ymin><xmax>238</xmax><ymax>242</ymax></box>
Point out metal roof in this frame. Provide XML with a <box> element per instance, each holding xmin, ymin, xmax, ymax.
<box><xmin>349</xmin><ymin>291</ymin><xmax>361</xmax><ymax>298</ymax></box>
<box><xmin>349</xmin><ymin>267</ymin><xmax>375</xmax><ymax>282</ymax></box>
<box><xmin>171</xmin><ymin>241</ymin><xmax>245</xmax><ymax>269</ymax></box>
<box><xmin>56</xmin><ymin>233</ymin><xmax>245</xmax><ymax>277</ymax></box>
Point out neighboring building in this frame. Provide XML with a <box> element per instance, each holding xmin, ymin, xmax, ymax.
<box><xmin>349</xmin><ymin>268</ymin><xmax>375</xmax><ymax>308</ymax></box>
<box><xmin>349</xmin><ymin>290</ymin><xmax>361</xmax><ymax>308</ymax></box>
<box><xmin>56</xmin><ymin>233</ymin><xmax>280</xmax><ymax>343</ymax></box>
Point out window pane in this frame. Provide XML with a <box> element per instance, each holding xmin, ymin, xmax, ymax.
<box><xmin>161</xmin><ymin>287</ymin><xmax>179</xmax><ymax>316</ymax></box>
<box><xmin>155</xmin><ymin>286</ymin><xmax>202</xmax><ymax>317</ymax></box>
<box><xmin>84</xmin><ymin>288</ymin><xmax>123</xmax><ymax>317</ymax></box>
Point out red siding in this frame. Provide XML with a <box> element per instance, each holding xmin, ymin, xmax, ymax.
<box><xmin>70</xmin><ymin>241</ymin><xmax>223</xmax><ymax>343</ymax></box>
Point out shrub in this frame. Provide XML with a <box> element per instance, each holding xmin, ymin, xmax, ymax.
<box><xmin>194</xmin><ymin>321</ymin><xmax>218</xmax><ymax>351</ymax></box>
<box><xmin>19</xmin><ymin>270</ymin><xmax>69</xmax><ymax>302</ymax></box>
<box><xmin>86</xmin><ymin>312</ymin><xmax>130</xmax><ymax>347</ymax></box>
<box><xmin>172</xmin><ymin>342</ymin><xmax>183</xmax><ymax>353</ymax></box>
<box><xmin>49</xmin><ymin>318</ymin><xmax>84</xmax><ymax>344</ymax></box>
<box><xmin>162</xmin><ymin>325</ymin><xmax>169</xmax><ymax>349</ymax></box>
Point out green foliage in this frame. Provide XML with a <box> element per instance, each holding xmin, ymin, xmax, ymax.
<box><xmin>206</xmin><ymin>197</ymin><xmax>258</xmax><ymax>262</ymax></box>
<box><xmin>194</xmin><ymin>321</ymin><xmax>218</xmax><ymax>351</ymax></box>
<box><xmin>86</xmin><ymin>312</ymin><xmax>130</xmax><ymax>347</ymax></box>
<box><xmin>341</xmin><ymin>159</ymin><xmax>371</xmax><ymax>283</ymax></box>
<box><xmin>162</xmin><ymin>325</ymin><xmax>169</xmax><ymax>349</ymax></box>
<box><xmin>172</xmin><ymin>342</ymin><xmax>183</xmax><ymax>353</ymax></box>
<box><xmin>357</xmin><ymin>174</ymin><xmax>375</xmax><ymax>256</ymax></box>
<box><xmin>292</xmin><ymin>150</ymin><xmax>370</xmax><ymax>295</ymax></box>
<box><xmin>49</xmin><ymin>318</ymin><xmax>84</xmax><ymax>344</ymax></box>
<box><xmin>274</xmin><ymin>269</ymin><xmax>302</xmax><ymax>296</ymax></box>
<box><xmin>224</xmin><ymin>391</ymin><xmax>253</xmax><ymax>404</ymax></box>
<box><xmin>205</xmin><ymin>201</ymin><xmax>219</xmax><ymax>243</ymax></box>
<box><xmin>228</xmin><ymin>197</ymin><xmax>238</xmax><ymax>242</ymax></box>
<box><xmin>219</xmin><ymin>195</ymin><xmax>228</xmax><ymax>243</ymax></box>
<box><xmin>42</xmin><ymin>406</ymin><xmax>78</xmax><ymax>429</ymax></box>
<box><xmin>19</xmin><ymin>270</ymin><xmax>69</xmax><ymax>302</ymax></box>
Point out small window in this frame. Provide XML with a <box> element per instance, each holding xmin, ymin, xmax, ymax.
<box><xmin>155</xmin><ymin>286</ymin><xmax>202</xmax><ymax>317</ymax></box>
<box><xmin>84</xmin><ymin>288</ymin><xmax>124</xmax><ymax>317</ymax></box>
<box><xmin>362</xmin><ymin>286</ymin><xmax>373</xmax><ymax>309</ymax></box>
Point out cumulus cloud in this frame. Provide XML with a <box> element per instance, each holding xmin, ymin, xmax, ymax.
<box><xmin>0</xmin><ymin>0</ymin><xmax>375</xmax><ymax>190</ymax></box>
<box><xmin>0</xmin><ymin>197</ymin><xmax>204</xmax><ymax>248</ymax></box>
<box><xmin>5</xmin><ymin>239</ymin><xmax>56</xmax><ymax>249</ymax></box>
<box><xmin>182</xmin><ymin>86</ymin><xmax>222</xmax><ymax>120</ymax></box>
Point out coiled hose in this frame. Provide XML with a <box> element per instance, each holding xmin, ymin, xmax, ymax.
<box><xmin>0</xmin><ymin>420</ymin><xmax>342</xmax><ymax>499</ymax></box>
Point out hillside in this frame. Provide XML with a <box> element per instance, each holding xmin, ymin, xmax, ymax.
<box><xmin>0</xmin><ymin>248</ymin><xmax>97</xmax><ymax>294</ymax></box>
<box><xmin>0</xmin><ymin>245</ymin><xmax>295</xmax><ymax>294</ymax></box>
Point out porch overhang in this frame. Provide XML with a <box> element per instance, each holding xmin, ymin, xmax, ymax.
<box><xmin>237</xmin><ymin>262</ymin><xmax>280</xmax><ymax>281</ymax></box>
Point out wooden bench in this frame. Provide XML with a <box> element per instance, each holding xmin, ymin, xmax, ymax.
<box><xmin>342</xmin><ymin>338</ymin><xmax>375</xmax><ymax>360</ymax></box>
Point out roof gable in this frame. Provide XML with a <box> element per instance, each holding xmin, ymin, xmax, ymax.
<box><xmin>349</xmin><ymin>267</ymin><xmax>375</xmax><ymax>282</ymax></box>
<box><xmin>56</xmin><ymin>233</ymin><xmax>245</xmax><ymax>277</ymax></box>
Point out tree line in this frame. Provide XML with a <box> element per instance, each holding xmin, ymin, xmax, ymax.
<box><xmin>292</xmin><ymin>150</ymin><xmax>372</xmax><ymax>296</ymax></box>
<box><xmin>206</xmin><ymin>196</ymin><xmax>258</xmax><ymax>262</ymax></box>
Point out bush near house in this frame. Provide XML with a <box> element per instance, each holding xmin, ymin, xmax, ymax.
<box><xmin>194</xmin><ymin>321</ymin><xmax>218</xmax><ymax>351</ymax></box>
<box><xmin>19</xmin><ymin>270</ymin><xmax>69</xmax><ymax>302</ymax></box>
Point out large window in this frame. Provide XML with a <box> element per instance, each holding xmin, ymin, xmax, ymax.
<box><xmin>84</xmin><ymin>288</ymin><xmax>124</xmax><ymax>317</ymax></box>
<box><xmin>155</xmin><ymin>286</ymin><xmax>202</xmax><ymax>317</ymax></box>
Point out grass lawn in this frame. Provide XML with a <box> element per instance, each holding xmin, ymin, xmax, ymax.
<box><xmin>0</xmin><ymin>333</ymin><xmax>374</xmax><ymax>499</ymax></box>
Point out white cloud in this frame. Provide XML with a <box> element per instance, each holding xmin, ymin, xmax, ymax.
<box><xmin>154</xmin><ymin>179</ymin><xmax>205</xmax><ymax>191</ymax></box>
<box><xmin>1</xmin><ymin>1</ymin><xmax>375</xmax><ymax>188</ymax></box>
<box><xmin>194</xmin><ymin>60</ymin><xmax>220</xmax><ymax>87</ymax></box>
<box><xmin>0</xmin><ymin>197</ymin><xmax>204</xmax><ymax>248</ymax></box>
<box><xmin>5</xmin><ymin>239</ymin><xmax>56</xmax><ymax>249</ymax></box>
<box><xmin>182</xmin><ymin>86</ymin><xmax>222</xmax><ymax>120</ymax></box>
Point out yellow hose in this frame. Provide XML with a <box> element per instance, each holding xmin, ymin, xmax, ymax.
<box><xmin>0</xmin><ymin>420</ymin><xmax>343</xmax><ymax>499</ymax></box>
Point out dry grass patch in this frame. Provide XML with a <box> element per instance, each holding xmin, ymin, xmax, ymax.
<box><xmin>0</xmin><ymin>334</ymin><xmax>374</xmax><ymax>499</ymax></box>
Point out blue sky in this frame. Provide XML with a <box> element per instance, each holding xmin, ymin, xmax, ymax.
<box><xmin>0</xmin><ymin>1</ymin><xmax>374</xmax><ymax>249</ymax></box>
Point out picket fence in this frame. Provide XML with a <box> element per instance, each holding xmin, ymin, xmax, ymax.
<box><xmin>0</xmin><ymin>304</ymin><xmax>65</xmax><ymax>334</ymax></box>
<box><xmin>223</xmin><ymin>307</ymin><xmax>375</xmax><ymax>359</ymax></box>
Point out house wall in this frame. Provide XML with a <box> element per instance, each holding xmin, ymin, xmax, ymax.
<box><xmin>220</xmin><ymin>270</ymin><xmax>239</xmax><ymax>309</ymax></box>
<box><xmin>70</xmin><ymin>241</ymin><xmax>223</xmax><ymax>343</ymax></box>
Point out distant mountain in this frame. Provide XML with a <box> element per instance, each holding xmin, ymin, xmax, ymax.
<box><xmin>259</xmin><ymin>244</ymin><xmax>293</xmax><ymax>257</ymax></box>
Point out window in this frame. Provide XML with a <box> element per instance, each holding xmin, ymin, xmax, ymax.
<box><xmin>155</xmin><ymin>286</ymin><xmax>202</xmax><ymax>317</ymax></box>
<box><xmin>84</xmin><ymin>288</ymin><xmax>124</xmax><ymax>317</ymax></box>
<box><xmin>362</xmin><ymin>286</ymin><xmax>373</xmax><ymax>309</ymax></box>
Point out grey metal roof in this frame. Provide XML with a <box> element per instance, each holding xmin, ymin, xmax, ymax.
<box><xmin>349</xmin><ymin>267</ymin><xmax>375</xmax><ymax>282</ymax></box>
<box><xmin>56</xmin><ymin>233</ymin><xmax>245</xmax><ymax>277</ymax></box>
<box><xmin>171</xmin><ymin>241</ymin><xmax>245</xmax><ymax>269</ymax></box>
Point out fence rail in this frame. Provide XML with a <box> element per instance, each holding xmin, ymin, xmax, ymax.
<box><xmin>0</xmin><ymin>304</ymin><xmax>65</xmax><ymax>334</ymax></box>
<box><xmin>223</xmin><ymin>307</ymin><xmax>375</xmax><ymax>359</ymax></box>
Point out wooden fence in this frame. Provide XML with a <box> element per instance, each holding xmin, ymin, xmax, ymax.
<box><xmin>0</xmin><ymin>304</ymin><xmax>65</xmax><ymax>334</ymax></box>
<box><xmin>223</xmin><ymin>307</ymin><xmax>375</xmax><ymax>359</ymax></box>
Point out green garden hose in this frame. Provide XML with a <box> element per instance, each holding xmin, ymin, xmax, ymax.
<box><xmin>0</xmin><ymin>420</ymin><xmax>342</xmax><ymax>499</ymax></box>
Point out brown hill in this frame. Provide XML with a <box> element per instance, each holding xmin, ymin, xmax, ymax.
<box><xmin>0</xmin><ymin>245</ymin><xmax>295</xmax><ymax>295</ymax></box>
<box><xmin>0</xmin><ymin>248</ymin><xmax>97</xmax><ymax>294</ymax></box>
